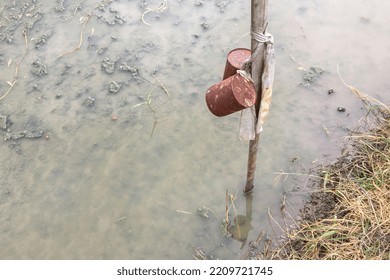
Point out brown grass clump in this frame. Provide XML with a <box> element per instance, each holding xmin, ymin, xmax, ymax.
<box><xmin>268</xmin><ymin>116</ymin><xmax>390</xmax><ymax>260</ymax></box>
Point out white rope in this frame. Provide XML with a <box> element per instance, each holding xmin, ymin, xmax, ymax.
<box><xmin>238</xmin><ymin>28</ymin><xmax>275</xmax><ymax>141</ymax></box>
<box><xmin>240</xmin><ymin>29</ymin><xmax>273</xmax><ymax>74</ymax></box>
<box><xmin>251</xmin><ymin>27</ymin><xmax>274</xmax><ymax>44</ymax></box>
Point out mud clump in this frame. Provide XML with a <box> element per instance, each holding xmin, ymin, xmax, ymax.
<box><xmin>118</xmin><ymin>62</ymin><xmax>139</xmax><ymax>77</ymax></box>
<box><xmin>102</xmin><ymin>57</ymin><xmax>115</xmax><ymax>74</ymax></box>
<box><xmin>31</xmin><ymin>59</ymin><xmax>48</xmax><ymax>76</ymax></box>
<box><xmin>194</xmin><ymin>1</ymin><xmax>205</xmax><ymax>7</ymax></box>
<box><xmin>0</xmin><ymin>115</ymin><xmax>10</xmax><ymax>131</ymax></box>
<box><xmin>109</xmin><ymin>81</ymin><xmax>121</xmax><ymax>94</ymax></box>
<box><xmin>215</xmin><ymin>0</ymin><xmax>231</xmax><ymax>12</ymax></box>
<box><xmin>302</xmin><ymin>66</ymin><xmax>325</xmax><ymax>86</ymax></box>
<box><xmin>300</xmin><ymin>191</ymin><xmax>336</xmax><ymax>223</ymax></box>
<box><xmin>83</xmin><ymin>96</ymin><xmax>95</xmax><ymax>107</ymax></box>
<box><xmin>34</xmin><ymin>31</ymin><xmax>53</xmax><ymax>49</ymax></box>
<box><xmin>4</xmin><ymin>129</ymin><xmax>43</xmax><ymax>141</ymax></box>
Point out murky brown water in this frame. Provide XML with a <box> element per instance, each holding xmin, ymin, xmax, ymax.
<box><xmin>1</xmin><ymin>0</ymin><xmax>389</xmax><ymax>259</ymax></box>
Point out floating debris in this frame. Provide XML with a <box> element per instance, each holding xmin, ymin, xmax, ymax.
<box><xmin>197</xmin><ymin>206</ymin><xmax>210</xmax><ymax>219</ymax></box>
<box><xmin>337</xmin><ymin>106</ymin><xmax>346</xmax><ymax>112</ymax></box>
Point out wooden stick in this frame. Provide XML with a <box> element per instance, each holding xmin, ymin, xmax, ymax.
<box><xmin>244</xmin><ymin>0</ymin><xmax>268</xmax><ymax>194</ymax></box>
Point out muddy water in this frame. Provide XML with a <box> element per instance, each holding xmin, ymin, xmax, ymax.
<box><xmin>0</xmin><ymin>0</ymin><xmax>389</xmax><ymax>259</ymax></box>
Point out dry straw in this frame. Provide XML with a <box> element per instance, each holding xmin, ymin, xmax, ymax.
<box><xmin>263</xmin><ymin>76</ymin><xmax>390</xmax><ymax>259</ymax></box>
<box><xmin>270</xmin><ymin>120</ymin><xmax>389</xmax><ymax>259</ymax></box>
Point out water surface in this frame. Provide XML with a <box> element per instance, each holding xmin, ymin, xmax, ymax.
<box><xmin>0</xmin><ymin>0</ymin><xmax>389</xmax><ymax>259</ymax></box>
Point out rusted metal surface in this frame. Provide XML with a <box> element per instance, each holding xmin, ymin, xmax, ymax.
<box><xmin>205</xmin><ymin>74</ymin><xmax>256</xmax><ymax>117</ymax></box>
<box><xmin>223</xmin><ymin>48</ymin><xmax>251</xmax><ymax>80</ymax></box>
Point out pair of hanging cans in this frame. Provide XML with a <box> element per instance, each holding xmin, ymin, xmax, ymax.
<box><xmin>205</xmin><ymin>48</ymin><xmax>256</xmax><ymax>117</ymax></box>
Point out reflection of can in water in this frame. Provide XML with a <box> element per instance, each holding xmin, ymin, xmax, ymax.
<box><xmin>234</xmin><ymin>215</ymin><xmax>247</xmax><ymax>225</ymax></box>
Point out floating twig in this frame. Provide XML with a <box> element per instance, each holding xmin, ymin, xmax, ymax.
<box><xmin>139</xmin><ymin>73</ymin><xmax>172</xmax><ymax>98</ymax></box>
<box><xmin>322</xmin><ymin>124</ymin><xmax>330</xmax><ymax>136</ymax></box>
<box><xmin>193</xmin><ymin>248</ymin><xmax>207</xmax><ymax>260</ymax></box>
<box><xmin>274</xmin><ymin>171</ymin><xmax>325</xmax><ymax>183</ymax></box>
<box><xmin>114</xmin><ymin>216</ymin><xmax>127</xmax><ymax>223</ymax></box>
<box><xmin>57</xmin><ymin>13</ymin><xmax>91</xmax><ymax>59</ymax></box>
<box><xmin>0</xmin><ymin>31</ymin><xmax>29</xmax><ymax>102</ymax></box>
<box><xmin>15</xmin><ymin>31</ymin><xmax>29</xmax><ymax>77</ymax></box>
<box><xmin>337</xmin><ymin>63</ymin><xmax>390</xmax><ymax>113</ymax></box>
<box><xmin>141</xmin><ymin>0</ymin><xmax>168</xmax><ymax>26</ymax></box>
<box><xmin>175</xmin><ymin>210</ymin><xmax>193</xmax><ymax>215</ymax></box>
<box><xmin>288</xmin><ymin>53</ymin><xmax>305</xmax><ymax>71</ymax></box>
<box><xmin>0</xmin><ymin>80</ymin><xmax>17</xmax><ymax>102</ymax></box>
<box><xmin>151</xmin><ymin>73</ymin><xmax>171</xmax><ymax>98</ymax></box>
<box><xmin>130</xmin><ymin>74</ymin><xmax>171</xmax><ymax>139</ymax></box>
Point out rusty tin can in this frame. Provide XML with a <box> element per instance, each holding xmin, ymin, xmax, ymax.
<box><xmin>205</xmin><ymin>73</ymin><xmax>256</xmax><ymax>117</ymax></box>
<box><xmin>223</xmin><ymin>48</ymin><xmax>251</xmax><ymax>80</ymax></box>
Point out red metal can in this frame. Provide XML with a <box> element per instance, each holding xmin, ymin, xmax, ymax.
<box><xmin>223</xmin><ymin>48</ymin><xmax>251</xmax><ymax>80</ymax></box>
<box><xmin>205</xmin><ymin>73</ymin><xmax>256</xmax><ymax>117</ymax></box>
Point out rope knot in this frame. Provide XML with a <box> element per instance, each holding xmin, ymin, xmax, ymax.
<box><xmin>251</xmin><ymin>27</ymin><xmax>273</xmax><ymax>45</ymax></box>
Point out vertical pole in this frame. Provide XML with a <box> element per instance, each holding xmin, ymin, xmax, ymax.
<box><xmin>244</xmin><ymin>0</ymin><xmax>268</xmax><ymax>194</ymax></box>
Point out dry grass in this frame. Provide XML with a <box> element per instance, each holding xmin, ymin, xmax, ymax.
<box><xmin>266</xmin><ymin>114</ymin><xmax>390</xmax><ymax>260</ymax></box>
<box><xmin>261</xmin><ymin>67</ymin><xmax>390</xmax><ymax>260</ymax></box>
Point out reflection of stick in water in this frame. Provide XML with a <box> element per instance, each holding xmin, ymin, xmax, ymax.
<box><xmin>225</xmin><ymin>190</ymin><xmax>229</xmax><ymax>226</ymax></box>
<box><xmin>227</xmin><ymin>192</ymin><xmax>253</xmax><ymax>249</ymax></box>
<box><xmin>230</xmin><ymin>193</ymin><xmax>241</xmax><ymax>240</ymax></box>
